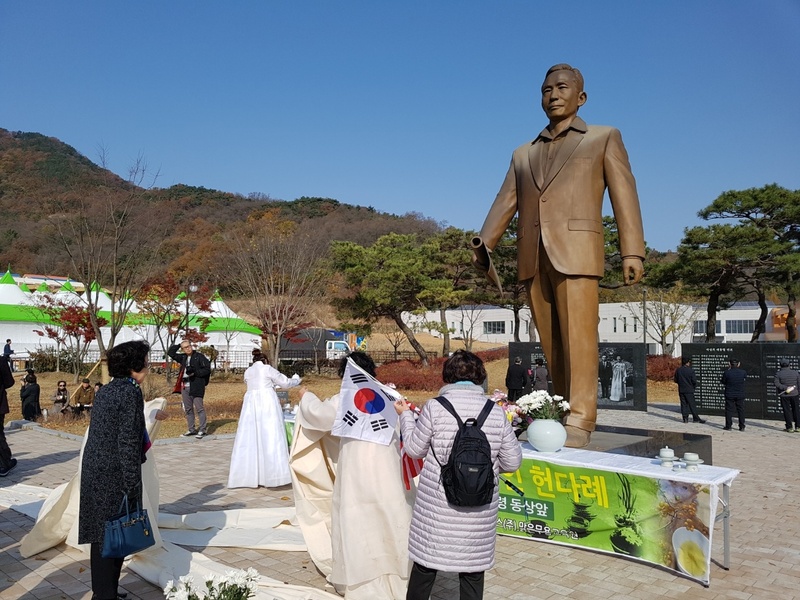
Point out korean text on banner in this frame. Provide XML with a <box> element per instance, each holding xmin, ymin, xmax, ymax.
<box><xmin>497</xmin><ymin>457</ymin><xmax>715</xmax><ymax>584</ymax></box>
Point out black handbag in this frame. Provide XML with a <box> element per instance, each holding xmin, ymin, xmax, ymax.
<box><xmin>101</xmin><ymin>493</ymin><xmax>155</xmax><ymax>559</ymax></box>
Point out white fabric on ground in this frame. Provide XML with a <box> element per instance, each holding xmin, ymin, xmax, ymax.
<box><xmin>3</xmin><ymin>486</ymin><xmax>306</xmax><ymax>552</ymax></box>
<box><xmin>129</xmin><ymin>540</ymin><xmax>339</xmax><ymax>600</ymax></box>
<box><xmin>6</xmin><ymin>396</ymin><xmax>340</xmax><ymax>600</ymax></box>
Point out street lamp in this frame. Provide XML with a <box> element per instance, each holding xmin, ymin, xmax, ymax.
<box><xmin>185</xmin><ymin>283</ymin><xmax>198</xmax><ymax>335</ymax></box>
<box><xmin>641</xmin><ymin>288</ymin><xmax>647</xmax><ymax>350</ymax></box>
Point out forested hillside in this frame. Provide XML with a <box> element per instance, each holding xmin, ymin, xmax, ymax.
<box><xmin>0</xmin><ymin>128</ymin><xmax>442</xmax><ymax>278</ymax></box>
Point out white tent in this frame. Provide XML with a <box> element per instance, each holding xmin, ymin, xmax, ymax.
<box><xmin>0</xmin><ymin>271</ymin><xmax>262</xmax><ymax>370</ymax></box>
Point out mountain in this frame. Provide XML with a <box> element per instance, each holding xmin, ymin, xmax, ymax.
<box><xmin>0</xmin><ymin>128</ymin><xmax>442</xmax><ymax>276</ymax></box>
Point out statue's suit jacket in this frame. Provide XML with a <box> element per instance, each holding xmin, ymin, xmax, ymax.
<box><xmin>479</xmin><ymin>117</ymin><xmax>645</xmax><ymax>279</ymax></box>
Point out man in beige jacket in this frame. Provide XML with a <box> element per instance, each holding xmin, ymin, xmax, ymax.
<box><xmin>474</xmin><ymin>63</ymin><xmax>645</xmax><ymax>447</ymax></box>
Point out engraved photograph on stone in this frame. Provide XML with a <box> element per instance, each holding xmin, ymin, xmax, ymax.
<box><xmin>598</xmin><ymin>347</ymin><xmax>634</xmax><ymax>406</ymax></box>
<box><xmin>510</xmin><ymin>342</ymin><xmax>647</xmax><ymax>411</ymax></box>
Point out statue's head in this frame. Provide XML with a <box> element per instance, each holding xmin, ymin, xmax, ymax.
<box><xmin>541</xmin><ymin>63</ymin><xmax>587</xmax><ymax>123</ymax></box>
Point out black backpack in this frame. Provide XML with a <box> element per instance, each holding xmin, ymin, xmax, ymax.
<box><xmin>431</xmin><ymin>396</ymin><xmax>496</xmax><ymax>507</ymax></box>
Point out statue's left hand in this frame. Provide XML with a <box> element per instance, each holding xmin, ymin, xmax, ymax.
<box><xmin>622</xmin><ymin>257</ymin><xmax>644</xmax><ymax>285</ymax></box>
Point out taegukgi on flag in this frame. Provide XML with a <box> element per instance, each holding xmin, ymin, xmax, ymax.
<box><xmin>332</xmin><ymin>357</ymin><xmax>402</xmax><ymax>445</ymax></box>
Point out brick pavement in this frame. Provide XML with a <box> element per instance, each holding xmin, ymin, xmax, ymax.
<box><xmin>1</xmin><ymin>404</ymin><xmax>800</xmax><ymax>600</ymax></box>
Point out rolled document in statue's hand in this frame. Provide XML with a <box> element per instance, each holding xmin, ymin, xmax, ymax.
<box><xmin>471</xmin><ymin>236</ymin><xmax>503</xmax><ymax>296</ymax></box>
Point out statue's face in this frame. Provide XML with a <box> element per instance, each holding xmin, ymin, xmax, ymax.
<box><xmin>541</xmin><ymin>70</ymin><xmax>586</xmax><ymax>122</ymax></box>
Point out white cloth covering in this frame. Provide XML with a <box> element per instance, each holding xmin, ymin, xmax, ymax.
<box><xmin>20</xmin><ymin>398</ymin><xmax>168</xmax><ymax>557</ymax></box>
<box><xmin>290</xmin><ymin>391</ymin><xmax>415</xmax><ymax>599</ymax></box>
<box><xmin>7</xmin><ymin>485</ymin><xmax>306</xmax><ymax>552</ymax></box>
<box><xmin>8</xmin><ymin>397</ymin><xmax>340</xmax><ymax>600</ymax></box>
<box><xmin>287</xmin><ymin>388</ymin><xmax>340</xmax><ymax>578</ymax></box>
<box><xmin>228</xmin><ymin>362</ymin><xmax>300</xmax><ymax>488</ymax></box>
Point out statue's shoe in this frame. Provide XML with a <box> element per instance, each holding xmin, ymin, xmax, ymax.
<box><xmin>564</xmin><ymin>425</ymin><xmax>591</xmax><ymax>448</ymax></box>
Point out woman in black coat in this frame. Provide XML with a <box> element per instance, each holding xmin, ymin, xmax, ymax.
<box><xmin>20</xmin><ymin>373</ymin><xmax>41</xmax><ymax>421</ymax></box>
<box><xmin>79</xmin><ymin>340</ymin><xmax>150</xmax><ymax>600</ymax></box>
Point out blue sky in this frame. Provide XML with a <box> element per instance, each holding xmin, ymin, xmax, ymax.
<box><xmin>2</xmin><ymin>1</ymin><xmax>798</xmax><ymax>252</ymax></box>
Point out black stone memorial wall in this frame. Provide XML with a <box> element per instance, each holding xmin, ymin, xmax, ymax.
<box><xmin>682</xmin><ymin>343</ymin><xmax>800</xmax><ymax>420</ymax></box>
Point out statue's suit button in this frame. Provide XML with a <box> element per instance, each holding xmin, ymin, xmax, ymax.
<box><xmin>541</xmin><ymin>196</ymin><xmax>547</xmax><ymax>202</ymax></box>
<box><xmin>534</xmin><ymin>221</ymin><xmax>539</xmax><ymax>228</ymax></box>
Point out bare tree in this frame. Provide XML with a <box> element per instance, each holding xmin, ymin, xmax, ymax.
<box><xmin>458</xmin><ymin>305</ymin><xmax>485</xmax><ymax>352</ymax></box>
<box><xmin>227</xmin><ymin>216</ymin><xmax>330</xmax><ymax>366</ymax></box>
<box><xmin>45</xmin><ymin>151</ymin><xmax>167</xmax><ymax>380</ymax></box>
<box><xmin>625</xmin><ymin>285</ymin><xmax>701</xmax><ymax>355</ymax></box>
<box><xmin>374</xmin><ymin>320</ymin><xmax>408</xmax><ymax>360</ymax></box>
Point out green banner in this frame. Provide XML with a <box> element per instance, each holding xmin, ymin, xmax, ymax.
<box><xmin>498</xmin><ymin>458</ymin><xmax>714</xmax><ymax>583</ymax></box>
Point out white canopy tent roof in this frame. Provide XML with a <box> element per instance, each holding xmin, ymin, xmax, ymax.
<box><xmin>0</xmin><ymin>271</ymin><xmax>262</xmax><ymax>368</ymax></box>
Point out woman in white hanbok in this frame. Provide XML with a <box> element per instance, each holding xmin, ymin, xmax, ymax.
<box><xmin>228</xmin><ymin>352</ymin><xmax>300</xmax><ymax>488</ymax></box>
<box><xmin>289</xmin><ymin>352</ymin><xmax>415</xmax><ymax>600</ymax></box>
<box><xmin>610</xmin><ymin>356</ymin><xmax>627</xmax><ymax>402</ymax></box>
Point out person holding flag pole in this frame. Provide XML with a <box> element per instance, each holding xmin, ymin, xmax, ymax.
<box><xmin>395</xmin><ymin>350</ymin><xmax>522</xmax><ymax>600</ymax></box>
<box><xmin>289</xmin><ymin>352</ymin><xmax>416</xmax><ymax>600</ymax></box>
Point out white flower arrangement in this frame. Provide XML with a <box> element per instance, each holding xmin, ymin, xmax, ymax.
<box><xmin>164</xmin><ymin>568</ymin><xmax>260</xmax><ymax>600</ymax></box>
<box><xmin>516</xmin><ymin>390</ymin><xmax>570</xmax><ymax>421</ymax></box>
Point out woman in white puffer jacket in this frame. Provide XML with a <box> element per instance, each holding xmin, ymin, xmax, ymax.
<box><xmin>395</xmin><ymin>350</ymin><xmax>522</xmax><ymax>600</ymax></box>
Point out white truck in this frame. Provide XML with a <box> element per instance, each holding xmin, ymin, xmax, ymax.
<box><xmin>325</xmin><ymin>340</ymin><xmax>352</xmax><ymax>360</ymax></box>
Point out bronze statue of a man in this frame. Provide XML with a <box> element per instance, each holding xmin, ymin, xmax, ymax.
<box><xmin>474</xmin><ymin>63</ymin><xmax>645</xmax><ymax>447</ymax></box>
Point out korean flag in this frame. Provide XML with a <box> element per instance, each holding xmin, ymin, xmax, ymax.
<box><xmin>332</xmin><ymin>357</ymin><xmax>402</xmax><ymax>445</ymax></box>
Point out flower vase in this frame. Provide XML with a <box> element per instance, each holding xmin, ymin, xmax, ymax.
<box><xmin>527</xmin><ymin>419</ymin><xmax>567</xmax><ymax>452</ymax></box>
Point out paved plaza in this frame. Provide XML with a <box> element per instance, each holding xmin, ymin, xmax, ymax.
<box><xmin>1</xmin><ymin>403</ymin><xmax>799</xmax><ymax>600</ymax></box>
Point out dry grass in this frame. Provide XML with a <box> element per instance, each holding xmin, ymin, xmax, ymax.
<box><xmin>9</xmin><ymin>333</ymin><xmax>679</xmax><ymax>439</ymax></box>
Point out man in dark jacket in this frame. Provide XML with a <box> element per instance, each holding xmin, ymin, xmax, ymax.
<box><xmin>673</xmin><ymin>357</ymin><xmax>705</xmax><ymax>424</ymax></box>
<box><xmin>721</xmin><ymin>359</ymin><xmax>747</xmax><ymax>431</ymax></box>
<box><xmin>0</xmin><ymin>351</ymin><xmax>17</xmax><ymax>476</ymax></box>
<box><xmin>598</xmin><ymin>357</ymin><xmax>613</xmax><ymax>400</ymax></box>
<box><xmin>505</xmin><ymin>356</ymin><xmax>529</xmax><ymax>403</ymax></box>
<box><xmin>168</xmin><ymin>340</ymin><xmax>212</xmax><ymax>439</ymax></box>
<box><xmin>774</xmin><ymin>359</ymin><xmax>800</xmax><ymax>433</ymax></box>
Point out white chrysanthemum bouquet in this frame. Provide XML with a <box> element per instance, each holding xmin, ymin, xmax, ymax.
<box><xmin>164</xmin><ymin>568</ymin><xmax>260</xmax><ymax>600</ymax></box>
<box><xmin>516</xmin><ymin>390</ymin><xmax>570</xmax><ymax>422</ymax></box>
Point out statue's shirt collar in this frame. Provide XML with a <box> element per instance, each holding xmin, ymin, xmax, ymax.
<box><xmin>534</xmin><ymin>116</ymin><xmax>588</xmax><ymax>143</ymax></box>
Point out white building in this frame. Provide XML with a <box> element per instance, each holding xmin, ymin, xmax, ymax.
<box><xmin>406</xmin><ymin>300</ymin><xmax>789</xmax><ymax>356</ymax></box>
<box><xmin>404</xmin><ymin>305</ymin><xmax>534</xmax><ymax>346</ymax></box>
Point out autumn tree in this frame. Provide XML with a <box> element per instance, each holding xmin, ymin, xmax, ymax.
<box><xmin>226</xmin><ymin>212</ymin><xmax>330</xmax><ymax>365</ymax></box>
<box><xmin>134</xmin><ymin>274</ymin><xmax>211</xmax><ymax>379</ymax></box>
<box><xmin>34</xmin><ymin>295</ymin><xmax>108</xmax><ymax>381</ymax></box>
